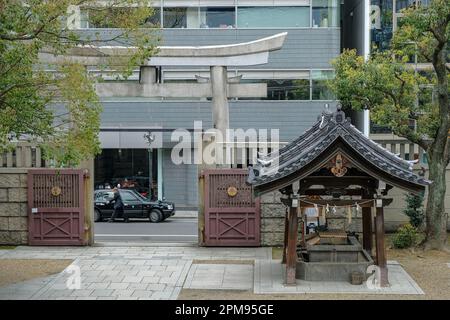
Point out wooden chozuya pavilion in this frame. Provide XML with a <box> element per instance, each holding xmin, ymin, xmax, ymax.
<box><xmin>247</xmin><ymin>106</ymin><xmax>430</xmax><ymax>287</ymax></box>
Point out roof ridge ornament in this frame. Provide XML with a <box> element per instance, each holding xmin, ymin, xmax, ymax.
<box><xmin>333</xmin><ymin>104</ymin><xmax>346</xmax><ymax>124</ymax></box>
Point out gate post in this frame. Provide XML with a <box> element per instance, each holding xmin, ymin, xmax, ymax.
<box><xmin>198</xmin><ymin>170</ymin><xmax>205</xmax><ymax>246</ymax></box>
<box><xmin>80</xmin><ymin>159</ymin><xmax>94</xmax><ymax>246</ymax></box>
<box><xmin>285</xmin><ymin>195</ymin><xmax>298</xmax><ymax>286</ymax></box>
<box><xmin>375</xmin><ymin>201</ymin><xmax>389</xmax><ymax>287</ymax></box>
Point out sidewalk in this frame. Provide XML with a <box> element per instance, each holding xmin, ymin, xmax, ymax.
<box><xmin>0</xmin><ymin>245</ymin><xmax>428</xmax><ymax>300</ymax></box>
<box><xmin>172</xmin><ymin>210</ymin><xmax>198</xmax><ymax>219</ymax></box>
<box><xmin>0</xmin><ymin>245</ymin><xmax>269</xmax><ymax>300</ymax></box>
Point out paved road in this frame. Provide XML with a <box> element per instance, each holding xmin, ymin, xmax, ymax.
<box><xmin>94</xmin><ymin>218</ymin><xmax>198</xmax><ymax>242</ymax></box>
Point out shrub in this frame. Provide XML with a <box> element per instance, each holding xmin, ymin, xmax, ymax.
<box><xmin>392</xmin><ymin>224</ymin><xmax>419</xmax><ymax>249</ymax></box>
<box><xmin>403</xmin><ymin>193</ymin><xmax>425</xmax><ymax>229</ymax></box>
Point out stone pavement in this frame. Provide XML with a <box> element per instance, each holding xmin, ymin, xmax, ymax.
<box><xmin>184</xmin><ymin>263</ymin><xmax>254</xmax><ymax>290</ymax></box>
<box><xmin>254</xmin><ymin>260</ymin><xmax>424</xmax><ymax>295</ymax></box>
<box><xmin>0</xmin><ymin>245</ymin><xmax>427</xmax><ymax>299</ymax></box>
<box><xmin>0</xmin><ymin>245</ymin><xmax>269</xmax><ymax>300</ymax></box>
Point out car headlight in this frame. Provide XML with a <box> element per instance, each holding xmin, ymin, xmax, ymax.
<box><xmin>167</xmin><ymin>204</ymin><xmax>173</xmax><ymax>210</ymax></box>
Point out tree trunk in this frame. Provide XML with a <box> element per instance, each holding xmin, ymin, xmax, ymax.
<box><xmin>424</xmin><ymin>155</ymin><xmax>448</xmax><ymax>250</ymax></box>
<box><xmin>423</xmin><ymin>21</ymin><xmax>449</xmax><ymax>250</ymax></box>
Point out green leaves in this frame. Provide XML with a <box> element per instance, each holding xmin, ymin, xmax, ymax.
<box><xmin>330</xmin><ymin>1</ymin><xmax>448</xmax><ymax>151</ymax></box>
<box><xmin>0</xmin><ymin>1</ymin><xmax>159</xmax><ymax>167</ymax></box>
<box><xmin>330</xmin><ymin>49</ymin><xmax>425</xmax><ymax>145</ymax></box>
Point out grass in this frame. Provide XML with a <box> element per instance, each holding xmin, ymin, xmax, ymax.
<box><xmin>0</xmin><ymin>259</ymin><xmax>73</xmax><ymax>288</ymax></box>
<box><xmin>0</xmin><ymin>246</ymin><xmax>16</xmax><ymax>250</ymax></box>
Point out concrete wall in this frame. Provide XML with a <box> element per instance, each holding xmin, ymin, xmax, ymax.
<box><xmin>99</xmin><ymin>100</ymin><xmax>337</xmax><ymax>144</ymax></box>
<box><xmin>384</xmin><ymin>169</ymin><xmax>450</xmax><ymax>231</ymax></box>
<box><xmin>162</xmin><ymin>149</ymin><xmax>198</xmax><ymax>208</ymax></box>
<box><xmin>0</xmin><ymin>169</ymin><xmax>28</xmax><ymax>245</ymax></box>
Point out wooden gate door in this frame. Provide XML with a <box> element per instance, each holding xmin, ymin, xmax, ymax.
<box><xmin>204</xmin><ymin>169</ymin><xmax>260</xmax><ymax>246</ymax></box>
<box><xmin>28</xmin><ymin>169</ymin><xmax>85</xmax><ymax>246</ymax></box>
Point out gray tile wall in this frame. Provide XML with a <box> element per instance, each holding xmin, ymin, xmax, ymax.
<box><xmin>100</xmin><ymin>100</ymin><xmax>337</xmax><ymax>143</ymax></box>
<box><xmin>83</xmin><ymin>28</ymin><xmax>340</xmax><ymax>69</ymax></box>
<box><xmin>161</xmin><ymin>28</ymin><xmax>340</xmax><ymax>69</ymax></box>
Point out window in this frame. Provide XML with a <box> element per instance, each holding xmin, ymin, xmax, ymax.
<box><xmin>163</xmin><ymin>7</ymin><xmax>198</xmax><ymax>28</ymax></box>
<box><xmin>312</xmin><ymin>0</ymin><xmax>340</xmax><ymax>28</ymax></box>
<box><xmin>395</xmin><ymin>0</ymin><xmax>417</xmax><ymax>12</ymax></box>
<box><xmin>94</xmin><ymin>149</ymin><xmax>151</xmax><ymax>195</ymax></box>
<box><xmin>79</xmin><ymin>7</ymin><xmax>160</xmax><ymax>28</ymax></box>
<box><xmin>370</xmin><ymin>121</ymin><xmax>392</xmax><ymax>134</ymax></box>
<box><xmin>266</xmin><ymin>79</ymin><xmax>310</xmax><ymax>100</ymax></box>
<box><xmin>311</xmin><ymin>70</ymin><xmax>335</xmax><ymax>100</ymax></box>
<box><xmin>237</xmin><ymin>7</ymin><xmax>310</xmax><ymax>28</ymax></box>
<box><xmin>200</xmin><ymin>7</ymin><xmax>235</xmax><ymax>28</ymax></box>
<box><xmin>370</xmin><ymin>0</ymin><xmax>394</xmax><ymax>51</ymax></box>
<box><xmin>239</xmin><ymin>78</ymin><xmax>310</xmax><ymax>100</ymax></box>
<box><xmin>144</xmin><ymin>8</ymin><xmax>161</xmax><ymax>27</ymax></box>
<box><xmin>121</xmin><ymin>191</ymin><xmax>139</xmax><ymax>202</ymax></box>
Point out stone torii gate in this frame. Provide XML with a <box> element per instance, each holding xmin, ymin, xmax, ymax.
<box><xmin>40</xmin><ymin>33</ymin><xmax>287</xmax><ymax>137</ymax></box>
<box><xmin>39</xmin><ymin>33</ymin><xmax>287</xmax><ymax>245</ymax></box>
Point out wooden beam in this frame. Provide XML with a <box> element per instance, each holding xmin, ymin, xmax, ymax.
<box><xmin>285</xmin><ymin>205</ymin><xmax>298</xmax><ymax>286</ymax></box>
<box><xmin>375</xmin><ymin>206</ymin><xmax>389</xmax><ymax>287</ymax></box>
<box><xmin>282</xmin><ymin>207</ymin><xmax>288</xmax><ymax>264</ymax></box>
<box><xmin>304</xmin><ymin>189</ymin><xmax>366</xmax><ymax>196</ymax></box>
<box><xmin>298</xmin><ymin>199</ymin><xmax>392</xmax><ymax>207</ymax></box>
<box><xmin>362</xmin><ymin>207</ymin><xmax>373</xmax><ymax>254</ymax></box>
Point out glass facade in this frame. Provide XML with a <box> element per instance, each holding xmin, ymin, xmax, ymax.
<box><xmin>79</xmin><ymin>4</ymin><xmax>341</xmax><ymax>29</ymax></box>
<box><xmin>395</xmin><ymin>0</ymin><xmax>417</xmax><ymax>12</ymax></box>
<box><xmin>312</xmin><ymin>0</ymin><xmax>340</xmax><ymax>28</ymax></box>
<box><xmin>237</xmin><ymin>7</ymin><xmax>310</xmax><ymax>28</ymax></box>
<box><xmin>94</xmin><ymin>149</ymin><xmax>158</xmax><ymax>199</ymax></box>
<box><xmin>200</xmin><ymin>7</ymin><xmax>235</xmax><ymax>28</ymax></box>
<box><xmin>163</xmin><ymin>7</ymin><xmax>193</xmax><ymax>28</ymax></box>
<box><xmin>370</xmin><ymin>0</ymin><xmax>394</xmax><ymax>51</ymax></box>
<box><xmin>311</xmin><ymin>70</ymin><xmax>335</xmax><ymax>100</ymax></box>
<box><xmin>240</xmin><ymin>79</ymin><xmax>311</xmax><ymax>100</ymax></box>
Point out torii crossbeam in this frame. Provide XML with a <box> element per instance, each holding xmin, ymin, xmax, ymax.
<box><xmin>39</xmin><ymin>33</ymin><xmax>287</xmax><ymax>136</ymax></box>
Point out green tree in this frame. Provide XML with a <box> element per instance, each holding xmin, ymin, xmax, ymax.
<box><xmin>403</xmin><ymin>193</ymin><xmax>425</xmax><ymax>229</ymax></box>
<box><xmin>0</xmin><ymin>0</ymin><xmax>159</xmax><ymax>166</ymax></box>
<box><xmin>329</xmin><ymin>0</ymin><xmax>449</xmax><ymax>250</ymax></box>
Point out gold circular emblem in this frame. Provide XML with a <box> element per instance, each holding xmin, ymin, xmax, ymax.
<box><xmin>51</xmin><ymin>186</ymin><xmax>62</xmax><ymax>197</ymax></box>
<box><xmin>227</xmin><ymin>186</ymin><xmax>238</xmax><ymax>197</ymax></box>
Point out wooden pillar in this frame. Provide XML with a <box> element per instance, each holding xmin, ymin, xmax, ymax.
<box><xmin>362</xmin><ymin>206</ymin><xmax>373</xmax><ymax>254</ymax></box>
<box><xmin>374</xmin><ymin>204</ymin><xmax>389</xmax><ymax>287</ymax></box>
<box><xmin>79</xmin><ymin>158</ymin><xmax>94</xmax><ymax>246</ymax></box>
<box><xmin>282</xmin><ymin>207</ymin><xmax>289</xmax><ymax>264</ymax></box>
<box><xmin>285</xmin><ymin>204</ymin><xmax>298</xmax><ymax>286</ymax></box>
<box><xmin>301</xmin><ymin>207</ymin><xmax>306</xmax><ymax>247</ymax></box>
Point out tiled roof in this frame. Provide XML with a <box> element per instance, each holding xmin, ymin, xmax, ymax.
<box><xmin>247</xmin><ymin>107</ymin><xmax>430</xmax><ymax>192</ymax></box>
